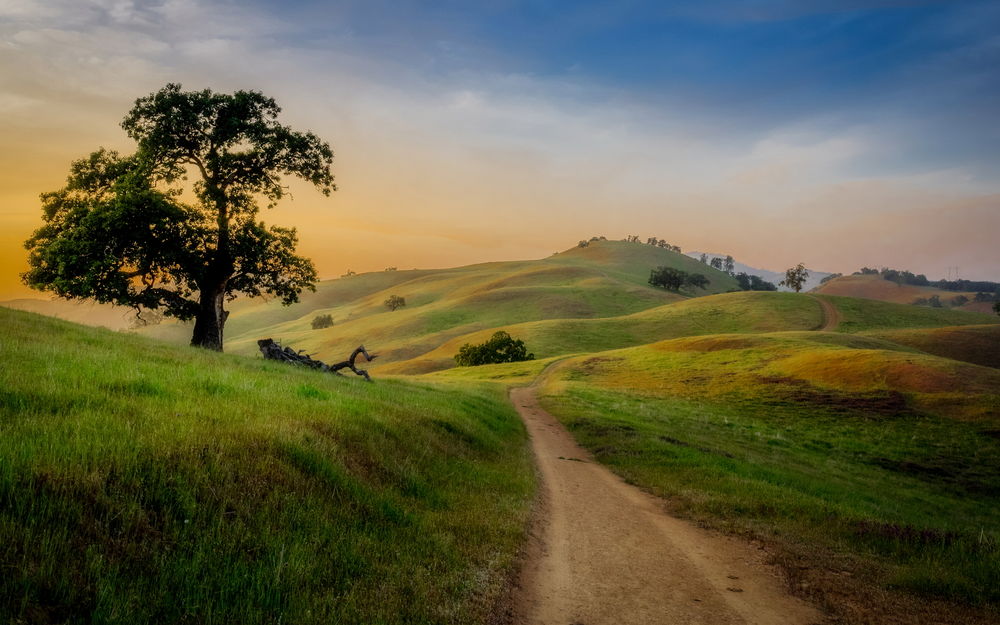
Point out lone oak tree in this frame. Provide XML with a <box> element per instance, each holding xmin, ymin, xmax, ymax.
<box><xmin>22</xmin><ymin>84</ymin><xmax>334</xmax><ymax>350</ymax></box>
<box><xmin>779</xmin><ymin>263</ymin><xmax>810</xmax><ymax>293</ymax></box>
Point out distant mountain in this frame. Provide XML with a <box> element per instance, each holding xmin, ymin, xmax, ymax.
<box><xmin>685</xmin><ymin>252</ymin><xmax>834</xmax><ymax>292</ymax></box>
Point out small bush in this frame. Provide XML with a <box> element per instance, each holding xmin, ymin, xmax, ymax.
<box><xmin>384</xmin><ymin>295</ymin><xmax>406</xmax><ymax>311</ymax></box>
<box><xmin>455</xmin><ymin>331</ymin><xmax>534</xmax><ymax>367</ymax></box>
<box><xmin>311</xmin><ymin>314</ymin><xmax>334</xmax><ymax>329</ymax></box>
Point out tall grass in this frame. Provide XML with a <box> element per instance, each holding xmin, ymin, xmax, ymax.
<box><xmin>0</xmin><ymin>307</ymin><xmax>533</xmax><ymax>624</ymax></box>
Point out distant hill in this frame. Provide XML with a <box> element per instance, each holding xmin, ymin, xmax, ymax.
<box><xmin>814</xmin><ymin>274</ymin><xmax>981</xmax><ymax>308</ymax></box>
<box><xmin>685</xmin><ymin>252</ymin><xmax>834</xmax><ymax>292</ymax></box>
<box><xmin>0</xmin><ymin>297</ymin><xmax>135</xmax><ymax>330</ymax></box>
<box><xmin>141</xmin><ymin>240</ymin><xmax>740</xmax><ymax>364</ymax></box>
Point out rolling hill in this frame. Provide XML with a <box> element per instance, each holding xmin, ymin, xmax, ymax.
<box><xmin>814</xmin><ymin>273</ymin><xmax>980</xmax><ymax>307</ymax></box>
<box><xmin>534</xmin><ymin>330</ymin><xmax>1000</xmax><ymax>620</ymax></box>
<box><xmin>139</xmin><ymin>240</ymin><xmax>738</xmax><ymax>361</ymax></box>
<box><xmin>0</xmin><ymin>306</ymin><xmax>533</xmax><ymax>624</ymax></box>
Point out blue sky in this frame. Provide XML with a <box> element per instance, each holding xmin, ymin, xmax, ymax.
<box><xmin>269</xmin><ymin>0</ymin><xmax>1000</xmax><ymax>178</ymax></box>
<box><xmin>1</xmin><ymin>0</ymin><xmax>998</xmax><ymax>293</ymax></box>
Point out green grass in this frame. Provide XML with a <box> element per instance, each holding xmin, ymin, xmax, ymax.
<box><xmin>537</xmin><ymin>334</ymin><xmax>1000</xmax><ymax>610</ymax></box>
<box><xmin>819</xmin><ymin>294</ymin><xmax>1000</xmax><ymax>333</ymax></box>
<box><xmin>863</xmin><ymin>325</ymin><xmax>1000</xmax><ymax>369</ymax></box>
<box><xmin>139</xmin><ymin>240</ymin><xmax>735</xmax><ymax>368</ymax></box>
<box><xmin>0</xmin><ymin>307</ymin><xmax>533</xmax><ymax>624</ymax></box>
<box><xmin>384</xmin><ymin>291</ymin><xmax>823</xmax><ymax>374</ymax></box>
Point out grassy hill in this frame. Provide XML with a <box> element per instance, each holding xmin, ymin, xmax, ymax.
<box><xmin>137</xmin><ymin>240</ymin><xmax>736</xmax><ymax>366</ymax></box>
<box><xmin>386</xmin><ymin>292</ymin><xmax>999</xmax><ymax>375</ymax></box>
<box><xmin>863</xmin><ymin>325</ymin><xmax>1000</xmax><ymax>369</ymax></box>
<box><xmin>815</xmin><ymin>274</ymin><xmax>979</xmax><ymax>307</ymax></box>
<box><xmin>535</xmin><ymin>332</ymin><xmax>1000</xmax><ymax>619</ymax></box>
<box><xmin>817</xmin><ymin>294</ymin><xmax>999</xmax><ymax>333</ymax></box>
<box><xmin>0</xmin><ymin>307</ymin><xmax>533</xmax><ymax>624</ymax></box>
<box><xmin>383</xmin><ymin>291</ymin><xmax>823</xmax><ymax>373</ymax></box>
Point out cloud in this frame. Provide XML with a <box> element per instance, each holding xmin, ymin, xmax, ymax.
<box><xmin>1</xmin><ymin>0</ymin><xmax>998</xmax><ymax>301</ymax></box>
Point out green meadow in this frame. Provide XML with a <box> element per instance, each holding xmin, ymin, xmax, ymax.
<box><xmin>6</xmin><ymin>238</ymin><xmax>1000</xmax><ymax>623</ymax></box>
<box><xmin>536</xmin><ymin>332</ymin><xmax>1000</xmax><ymax>615</ymax></box>
<box><xmin>0</xmin><ymin>307</ymin><xmax>533</xmax><ymax>625</ymax></box>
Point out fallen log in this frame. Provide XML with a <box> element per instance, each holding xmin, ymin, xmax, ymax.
<box><xmin>257</xmin><ymin>339</ymin><xmax>377</xmax><ymax>381</ymax></box>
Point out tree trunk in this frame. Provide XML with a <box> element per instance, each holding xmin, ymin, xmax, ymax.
<box><xmin>190</xmin><ymin>285</ymin><xmax>229</xmax><ymax>351</ymax></box>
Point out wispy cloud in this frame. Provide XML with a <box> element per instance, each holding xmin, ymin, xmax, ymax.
<box><xmin>0</xmin><ymin>0</ymin><xmax>998</xmax><ymax>299</ymax></box>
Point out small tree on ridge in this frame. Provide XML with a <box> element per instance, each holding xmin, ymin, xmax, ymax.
<box><xmin>780</xmin><ymin>263</ymin><xmax>809</xmax><ymax>293</ymax></box>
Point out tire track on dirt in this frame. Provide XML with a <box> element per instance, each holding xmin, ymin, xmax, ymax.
<box><xmin>510</xmin><ymin>385</ymin><xmax>823</xmax><ymax>625</ymax></box>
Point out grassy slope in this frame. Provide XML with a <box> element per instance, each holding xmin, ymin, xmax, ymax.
<box><xmin>390</xmin><ymin>291</ymin><xmax>999</xmax><ymax>375</ymax></box>
<box><xmin>815</xmin><ymin>274</ymin><xmax>978</xmax><ymax>306</ymax></box>
<box><xmin>817</xmin><ymin>294</ymin><xmax>999</xmax><ymax>333</ymax></box>
<box><xmin>864</xmin><ymin>325</ymin><xmax>1000</xmax><ymax>369</ymax></box>
<box><xmin>536</xmin><ymin>333</ymin><xmax>1000</xmax><ymax>617</ymax></box>
<box><xmin>384</xmin><ymin>291</ymin><xmax>823</xmax><ymax>374</ymax></box>
<box><xmin>0</xmin><ymin>307</ymin><xmax>533</xmax><ymax>625</ymax></box>
<box><xmin>142</xmin><ymin>240</ymin><xmax>735</xmax><ymax>368</ymax></box>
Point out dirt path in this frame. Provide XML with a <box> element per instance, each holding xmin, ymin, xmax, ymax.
<box><xmin>510</xmin><ymin>386</ymin><xmax>822</xmax><ymax>625</ymax></box>
<box><xmin>811</xmin><ymin>295</ymin><xmax>841</xmax><ymax>331</ymax></box>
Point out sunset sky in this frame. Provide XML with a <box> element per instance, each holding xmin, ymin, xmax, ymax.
<box><xmin>2</xmin><ymin>0</ymin><xmax>999</xmax><ymax>299</ymax></box>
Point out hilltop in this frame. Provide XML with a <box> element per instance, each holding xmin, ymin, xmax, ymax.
<box><xmin>686</xmin><ymin>251</ymin><xmax>835</xmax><ymax>292</ymax></box>
<box><xmin>139</xmin><ymin>240</ymin><xmax>738</xmax><ymax>361</ymax></box>
<box><xmin>815</xmin><ymin>273</ymin><xmax>984</xmax><ymax>309</ymax></box>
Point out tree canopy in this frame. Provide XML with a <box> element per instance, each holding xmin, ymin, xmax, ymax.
<box><xmin>22</xmin><ymin>84</ymin><xmax>334</xmax><ymax>350</ymax></box>
<box><xmin>455</xmin><ymin>331</ymin><xmax>534</xmax><ymax>367</ymax></box>
<box><xmin>779</xmin><ymin>263</ymin><xmax>809</xmax><ymax>293</ymax></box>
<box><xmin>384</xmin><ymin>295</ymin><xmax>406</xmax><ymax>311</ymax></box>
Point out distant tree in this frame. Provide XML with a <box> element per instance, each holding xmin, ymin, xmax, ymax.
<box><xmin>685</xmin><ymin>273</ymin><xmax>709</xmax><ymax>290</ymax></box>
<box><xmin>709</xmin><ymin>257</ymin><xmax>723</xmax><ymax>271</ymax></box>
<box><xmin>455</xmin><ymin>330</ymin><xmax>534</xmax><ymax>366</ymax></box>
<box><xmin>734</xmin><ymin>272</ymin><xmax>776</xmax><ymax>292</ymax></box>
<box><xmin>699</xmin><ymin>253</ymin><xmax>708</xmax><ymax>264</ymax></box>
<box><xmin>341</xmin><ymin>270</ymin><xmax>356</xmax><ymax>278</ymax></box>
<box><xmin>819</xmin><ymin>273</ymin><xmax>842</xmax><ymax>284</ymax></box>
<box><xmin>974</xmin><ymin>292</ymin><xmax>992</xmax><ymax>303</ymax></box>
<box><xmin>994</xmin><ymin>301</ymin><xmax>1000</xmax><ymax>316</ymax></box>
<box><xmin>928</xmin><ymin>294</ymin><xmax>942</xmax><ymax>308</ymax></box>
<box><xmin>734</xmin><ymin>272</ymin><xmax>751</xmax><ymax>291</ymax></box>
<box><xmin>649</xmin><ymin>266</ymin><xmax>687</xmax><ymax>291</ymax></box>
<box><xmin>311</xmin><ymin>313</ymin><xmax>334</xmax><ymax>329</ymax></box>
<box><xmin>911</xmin><ymin>297</ymin><xmax>929</xmax><ymax>307</ymax></box>
<box><xmin>949</xmin><ymin>295</ymin><xmax>969</xmax><ymax>308</ymax></box>
<box><xmin>384</xmin><ymin>266</ymin><xmax>397</xmax><ymax>272</ymax></box>
<box><xmin>21</xmin><ymin>83</ymin><xmax>334</xmax><ymax>351</ymax></box>
<box><xmin>671</xmin><ymin>245</ymin><xmax>681</xmax><ymax>253</ymax></box>
<box><xmin>578</xmin><ymin>240</ymin><xmax>589</xmax><ymax>248</ymax></box>
<box><xmin>779</xmin><ymin>263</ymin><xmax>809</xmax><ymax>293</ymax></box>
<box><xmin>383</xmin><ymin>295</ymin><xmax>406</xmax><ymax>311</ymax></box>
<box><xmin>723</xmin><ymin>255</ymin><xmax>735</xmax><ymax>275</ymax></box>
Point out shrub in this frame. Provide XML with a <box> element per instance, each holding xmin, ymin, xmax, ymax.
<box><xmin>455</xmin><ymin>331</ymin><xmax>534</xmax><ymax>367</ymax></box>
<box><xmin>311</xmin><ymin>314</ymin><xmax>334</xmax><ymax>329</ymax></box>
<box><xmin>384</xmin><ymin>295</ymin><xmax>406</xmax><ymax>311</ymax></box>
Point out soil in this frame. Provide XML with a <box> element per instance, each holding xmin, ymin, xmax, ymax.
<box><xmin>812</xmin><ymin>296</ymin><xmax>841</xmax><ymax>331</ymax></box>
<box><xmin>509</xmin><ymin>386</ymin><xmax>825</xmax><ymax>625</ymax></box>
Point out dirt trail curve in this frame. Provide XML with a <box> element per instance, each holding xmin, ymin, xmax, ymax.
<box><xmin>811</xmin><ymin>295</ymin><xmax>841</xmax><ymax>331</ymax></box>
<box><xmin>510</xmin><ymin>386</ymin><xmax>823</xmax><ymax>625</ymax></box>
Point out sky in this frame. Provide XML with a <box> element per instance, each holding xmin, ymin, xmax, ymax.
<box><xmin>1</xmin><ymin>0</ymin><xmax>999</xmax><ymax>299</ymax></box>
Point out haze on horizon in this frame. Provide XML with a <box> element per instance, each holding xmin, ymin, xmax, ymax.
<box><xmin>1</xmin><ymin>0</ymin><xmax>998</xmax><ymax>301</ymax></box>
